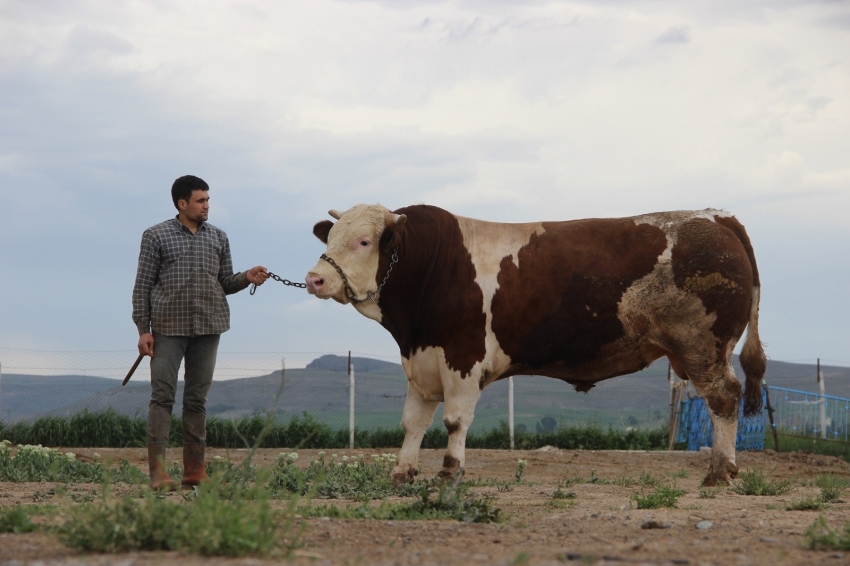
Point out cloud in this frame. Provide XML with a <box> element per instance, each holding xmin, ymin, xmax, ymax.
<box><xmin>655</xmin><ymin>26</ymin><xmax>690</xmax><ymax>44</ymax></box>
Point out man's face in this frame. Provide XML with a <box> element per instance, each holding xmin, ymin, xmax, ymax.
<box><xmin>180</xmin><ymin>190</ymin><xmax>210</xmax><ymax>222</ymax></box>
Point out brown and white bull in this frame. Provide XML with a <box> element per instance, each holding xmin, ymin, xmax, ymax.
<box><xmin>305</xmin><ymin>204</ymin><xmax>766</xmax><ymax>486</ymax></box>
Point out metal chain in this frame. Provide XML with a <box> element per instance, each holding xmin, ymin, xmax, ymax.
<box><xmin>250</xmin><ymin>271</ymin><xmax>307</xmax><ymax>295</ymax></box>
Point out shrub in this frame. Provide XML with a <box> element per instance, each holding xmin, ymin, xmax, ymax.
<box><xmin>806</xmin><ymin>516</ymin><xmax>850</xmax><ymax>550</ymax></box>
<box><xmin>731</xmin><ymin>467</ymin><xmax>795</xmax><ymax>496</ymax></box>
<box><xmin>632</xmin><ymin>484</ymin><xmax>686</xmax><ymax>509</ymax></box>
<box><xmin>0</xmin><ymin>507</ymin><xmax>37</xmax><ymax>534</ymax></box>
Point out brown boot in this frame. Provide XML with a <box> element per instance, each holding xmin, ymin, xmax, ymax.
<box><xmin>148</xmin><ymin>443</ymin><xmax>177</xmax><ymax>491</ymax></box>
<box><xmin>181</xmin><ymin>443</ymin><xmax>210</xmax><ymax>489</ymax></box>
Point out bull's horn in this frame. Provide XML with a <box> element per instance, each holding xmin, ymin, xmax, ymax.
<box><xmin>385</xmin><ymin>212</ymin><xmax>407</xmax><ymax>226</ymax></box>
<box><xmin>328</xmin><ymin>209</ymin><xmax>342</xmax><ymax>220</ymax></box>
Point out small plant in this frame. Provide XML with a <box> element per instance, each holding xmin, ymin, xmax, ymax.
<box><xmin>698</xmin><ymin>487</ymin><xmax>721</xmax><ymax>499</ymax></box>
<box><xmin>514</xmin><ymin>459</ymin><xmax>527</xmax><ymax>483</ymax></box>
<box><xmin>786</xmin><ymin>496</ymin><xmax>825</xmax><ymax>511</ymax></box>
<box><xmin>551</xmin><ymin>487</ymin><xmax>576</xmax><ymax>500</ymax></box>
<box><xmin>672</xmin><ymin>468</ymin><xmax>689</xmax><ymax>479</ymax></box>
<box><xmin>638</xmin><ymin>471</ymin><xmax>660</xmax><ymax>487</ymax></box>
<box><xmin>631</xmin><ymin>484</ymin><xmax>686</xmax><ymax>509</ymax></box>
<box><xmin>806</xmin><ymin>516</ymin><xmax>850</xmax><ymax>550</ymax></box>
<box><xmin>816</xmin><ymin>475</ymin><xmax>850</xmax><ymax>503</ymax></box>
<box><xmin>0</xmin><ymin>507</ymin><xmax>37</xmax><ymax>534</ymax></box>
<box><xmin>731</xmin><ymin>467</ymin><xmax>795</xmax><ymax>496</ymax></box>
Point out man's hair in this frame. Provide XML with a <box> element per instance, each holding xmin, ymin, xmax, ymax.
<box><xmin>171</xmin><ymin>175</ymin><xmax>209</xmax><ymax>210</ymax></box>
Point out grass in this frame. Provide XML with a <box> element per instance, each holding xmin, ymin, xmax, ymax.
<box><xmin>57</xmin><ymin>481</ymin><xmax>292</xmax><ymax>557</ymax></box>
<box><xmin>1</xmin><ymin>411</ymin><xmax>669</xmax><ymax>450</ymax></box>
<box><xmin>786</xmin><ymin>496</ymin><xmax>825</xmax><ymax>511</ymax></box>
<box><xmin>631</xmin><ymin>484</ymin><xmax>686</xmax><ymax>509</ymax></box>
<box><xmin>815</xmin><ymin>474</ymin><xmax>850</xmax><ymax>503</ymax></box>
<box><xmin>0</xmin><ymin>506</ymin><xmax>37</xmax><ymax>533</ymax></box>
<box><xmin>299</xmin><ymin>481</ymin><xmax>501</xmax><ymax>523</ymax></box>
<box><xmin>773</xmin><ymin>432</ymin><xmax>850</xmax><ymax>462</ymax></box>
<box><xmin>731</xmin><ymin>467</ymin><xmax>795</xmax><ymax>496</ymax></box>
<box><xmin>806</xmin><ymin>516</ymin><xmax>850</xmax><ymax>550</ymax></box>
<box><xmin>0</xmin><ymin>440</ymin><xmax>143</xmax><ymax>484</ymax></box>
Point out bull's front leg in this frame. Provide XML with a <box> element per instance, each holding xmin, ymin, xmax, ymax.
<box><xmin>391</xmin><ymin>382</ymin><xmax>439</xmax><ymax>486</ymax></box>
<box><xmin>437</xmin><ymin>371</ymin><xmax>482</xmax><ymax>483</ymax></box>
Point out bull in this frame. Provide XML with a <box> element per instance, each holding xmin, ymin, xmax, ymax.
<box><xmin>305</xmin><ymin>204</ymin><xmax>765</xmax><ymax>486</ymax></box>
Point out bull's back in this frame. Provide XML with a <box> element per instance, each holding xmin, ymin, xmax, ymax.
<box><xmin>457</xmin><ymin>210</ymin><xmax>754</xmax><ymax>384</ymax></box>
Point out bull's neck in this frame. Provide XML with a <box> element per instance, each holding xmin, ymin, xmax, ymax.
<box><xmin>373</xmin><ymin>205</ymin><xmax>486</xmax><ymax>365</ymax></box>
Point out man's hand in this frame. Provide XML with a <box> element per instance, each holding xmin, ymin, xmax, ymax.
<box><xmin>247</xmin><ymin>266</ymin><xmax>270</xmax><ymax>286</ymax></box>
<box><xmin>138</xmin><ymin>333</ymin><xmax>155</xmax><ymax>357</ymax></box>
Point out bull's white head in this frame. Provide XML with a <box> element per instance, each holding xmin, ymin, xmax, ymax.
<box><xmin>305</xmin><ymin>204</ymin><xmax>407</xmax><ymax>315</ymax></box>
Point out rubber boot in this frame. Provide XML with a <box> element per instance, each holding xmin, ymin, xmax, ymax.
<box><xmin>148</xmin><ymin>443</ymin><xmax>177</xmax><ymax>491</ymax></box>
<box><xmin>181</xmin><ymin>443</ymin><xmax>210</xmax><ymax>489</ymax></box>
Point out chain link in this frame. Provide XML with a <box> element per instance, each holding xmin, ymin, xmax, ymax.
<box><xmin>250</xmin><ymin>271</ymin><xmax>307</xmax><ymax>295</ymax></box>
<box><xmin>320</xmin><ymin>248</ymin><xmax>399</xmax><ymax>304</ymax></box>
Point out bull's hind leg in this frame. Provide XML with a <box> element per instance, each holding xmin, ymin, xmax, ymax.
<box><xmin>392</xmin><ymin>383</ymin><xmax>440</xmax><ymax>486</ymax></box>
<box><xmin>689</xmin><ymin>361</ymin><xmax>743</xmax><ymax>486</ymax></box>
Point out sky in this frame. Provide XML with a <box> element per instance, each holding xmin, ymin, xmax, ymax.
<box><xmin>0</xmin><ymin>0</ymin><xmax>848</xmax><ymax>373</ymax></box>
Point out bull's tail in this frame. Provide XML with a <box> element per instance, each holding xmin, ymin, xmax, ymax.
<box><xmin>725</xmin><ymin>217</ymin><xmax>766</xmax><ymax>416</ymax></box>
<box><xmin>740</xmin><ymin>285</ymin><xmax>766</xmax><ymax>416</ymax></box>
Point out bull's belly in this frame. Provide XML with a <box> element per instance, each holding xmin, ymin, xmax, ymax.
<box><xmin>500</xmin><ymin>344</ymin><xmax>665</xmax><ymax>391</ymax></box>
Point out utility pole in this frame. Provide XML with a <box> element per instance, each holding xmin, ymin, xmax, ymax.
<box><xmin>818</xmin><ymin>358</ymin><xmax>826</xmax><ymax>439</ymax></box>
<box><xmin>349</xmin><ymin>351</ymin><xmax>355</xmax><ymax>449</ymax></box>
<box><xmin>508</xmin><ymin>376</ymin><xmax>514</xmax><ymax>450</ymax></box>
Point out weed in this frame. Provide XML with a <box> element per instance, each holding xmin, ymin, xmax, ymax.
<box><xmin>58</xmin><ymin>480</ymin><xmax>292</xmax><ymax>556</ymax></box>
<box><xmin>300</xmin><ymin>481</ymin><xmax>501</xmax><ymax>523</ymax></box>
<box><xmin>0</xmin><ymin>506</ymin><xmax>37</xmax><ymax>533</ymax></box>
<box><xmin>513</xmin><ymin>552</ymin><xmax>531</xmax><ymax>565</ymax></box>
<box><xmin>786</xmin><ymin>496</ymin><xmax>825</xmax><ymax>511</ymax></box>
<box><xmin>816</xmin><ymin>475</ymin><xmax>850</xmax><ymax>503</ymax></box>
<box><xmin>0</xmin><ymin>440</ymin><xmax>142</xmax><ymax>484</ymax></box>
<box><xmin>806</xmin><ymin>516</ymin><xmax>850</xmax><ymax>550</ymax></box>
<box><xmin>731</xmin><ymin>467</ymin><xmax>795</xmax><ymax>496</ymax></box>
<box><xmin>698</xmin><ymin>487</ymin><xmax>721</xmax><ymax>499</ymax></box>
<box><xmin>672</xmin><ymin>468</ymin><xmax>689</xmax><ymax>479</ymax></box>
<box><xmin>551</xmin><ymin>487</ymin><xmax>576</xmax><ymax>500</ymax></box>
<box><xmin>514</xmin><ymin>459</ymin><xmax>527</xmax><ymax>483</ymax></box>
<box><xmin>631</xmin><ymin>484</ymin><xmax>686</xmax><ymax>509</ymax></box>
<box><xmin>638</xmin><ymin>471</ymin><xmax>660</xmax><ymax>487</ymax></box>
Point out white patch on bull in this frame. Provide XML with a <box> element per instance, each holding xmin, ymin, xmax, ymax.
<box><xmin>452</xmin><ymin>216</ymin><xmax>545</xmax><ymax>387</ymax></box>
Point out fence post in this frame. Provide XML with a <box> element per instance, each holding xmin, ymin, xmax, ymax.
<box><xmin>349</xmin><ymin>351</ymin><xmax>355</xmax><ymax>449</ymax></box>
<box><xmin>818</xmin><ymin>358</ymin><xmax>826</xmax><ymax>439</ymax></box>
<box><xmin>508</xmin><ymin>375</ymin><xmax>514</xmax><ymax>450</ymax></box>
<box><xmin>0</xmin><ymin>361</ymin><xmax>3</xmax><ymax>424</ymax></box>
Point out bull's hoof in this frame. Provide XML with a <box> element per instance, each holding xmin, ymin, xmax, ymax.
<box><xmin>437</xmin><ymin>467</ymin><xmax>465</xmax><ymax>484</ymax></box>
<box><xmin>391</xmin><ymin>465</ymin><xmax>418</xmax><ymax>487</ymax></box>
<box><xmin>702</xmin><ymin>460</ymin><xmax>738</xmax><ymax>487</ymax></box>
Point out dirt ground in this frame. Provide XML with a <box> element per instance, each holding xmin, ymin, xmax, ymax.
<box><xmin>2</xmin><ymin>447</ymin><xmax>850</xmax><ymax>565</ymax></box>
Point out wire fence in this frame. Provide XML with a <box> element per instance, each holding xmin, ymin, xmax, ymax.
<box><xmin>0</xmin><ymin>347</ymin><xmax>674</xmax><ymax>434</ymax></box>
<box><xmin>3</xmin><ymin>346</ymin><xmax>848</xmax><ymax>444</ymax></box>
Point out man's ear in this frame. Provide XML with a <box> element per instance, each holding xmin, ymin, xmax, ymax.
<box><xmin>380</xmin><ymin>225</ymin><xmax>404</xmax><ymax>252</ymax></box>
<box><xmin>313</xmin><ymin>220</ymin><xmax>333</xmax><ymax>244</ymax></box>
<box><xmin>177</xmin><ymin>199</ymin><xmax>188</xmax><ymax>212</ymax></box>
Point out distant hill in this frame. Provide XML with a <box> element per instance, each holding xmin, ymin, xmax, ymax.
<box><xmin>1</xmin><ymin>354</ymin><xmax>847</xmax><ymax>427</ymax></box>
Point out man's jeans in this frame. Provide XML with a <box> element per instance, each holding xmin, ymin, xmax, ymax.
<box><xmin>148</xmin><ymin>332</ymin><xmax>220</xmax><ymax>445</ymax></box>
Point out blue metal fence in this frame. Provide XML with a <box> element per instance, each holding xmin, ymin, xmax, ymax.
<box><xmin>683</xmin><ymin>392</ymin><xmax>767</xmax><ymax>451</ymax></box>
<box><xmin>767</xmin><ymin>386</ymin><xmax>850</xmax><ymax>441</ymax></box>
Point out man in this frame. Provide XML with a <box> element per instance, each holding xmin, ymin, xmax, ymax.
<box><xmin>132</xmin><ymin>175</ymin><xmax>269</xmax><ymax>490</ymax></box>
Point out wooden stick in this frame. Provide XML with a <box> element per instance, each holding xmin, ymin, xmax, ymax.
<box><xmin>123</xmin><ymin>353</ymin><xmax>145</xmax><ymax>386</ymax></box>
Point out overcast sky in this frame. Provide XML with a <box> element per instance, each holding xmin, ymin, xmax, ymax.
<box><xmin>0</xmin><ymin>0</ymin><xmax>848</xmax><ymax>371</ymax></box>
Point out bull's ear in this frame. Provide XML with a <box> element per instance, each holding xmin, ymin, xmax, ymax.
<box><xmin>313</xmin><ymin>220</ymin><xmax>333</xmax><ymax>244</ymax></box>
<box><xmin>380</xmin><ymin>225</ymin><xmax>404</xmax><ymax>252</ymax></box>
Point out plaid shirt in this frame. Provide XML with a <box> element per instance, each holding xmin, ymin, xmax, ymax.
<box><xmin>132</xmin><ymin>217</ymin><xmax>249</xmax><ymax>337</ymax></box>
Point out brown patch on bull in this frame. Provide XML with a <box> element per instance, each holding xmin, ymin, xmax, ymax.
<box><xmin>443</xmin><ymin>418</ymin><xmax>461</xmax><ymax>435</ymax></box>
<box><xmin>671</xmin><ymin>218</ymin><xmax>753</xmax><ymax>355</ymax></box>
<box><xmin>490</xmin><ymin>219</ymin><xmax>667</xmax><ymax>374</ymax></box>
<box><xmin>375</xmin><ymin>205</ymin><xmax>487</xmax><ymax>378</ymax></box>
<box><xmin>438</xmin><ymin>454</ymin><xmax>464</xmax><ymax>482</ymax></box>
<box><xmin>714</xmin><ymin>215</ymin><xmax>760</xmax><ymax>288</ymax></box>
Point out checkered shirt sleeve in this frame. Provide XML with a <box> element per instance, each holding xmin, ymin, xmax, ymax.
<box><xmin>132</xmin><ymin>218</ymin><xmax>249</xmax><ymax>337</ymax></box>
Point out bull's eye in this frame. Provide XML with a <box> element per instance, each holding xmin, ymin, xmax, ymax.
<box><xmin>360</xmin><ymin>240</ymin><xmax>369</xmax><ymax>247</ymax></box>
